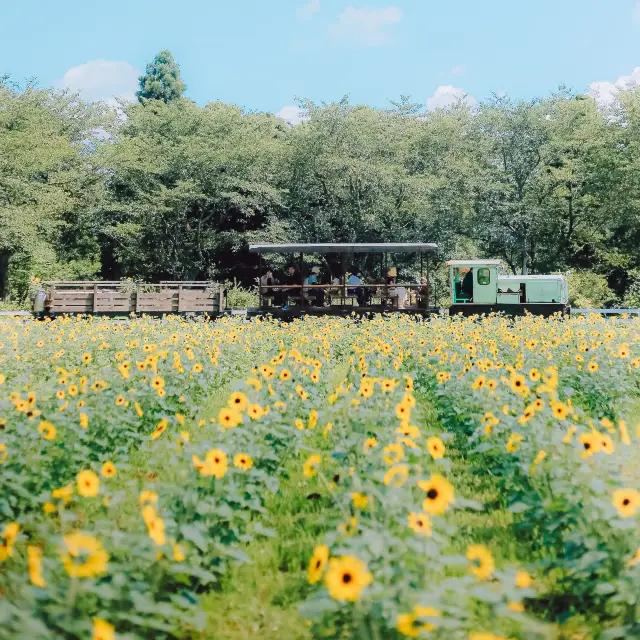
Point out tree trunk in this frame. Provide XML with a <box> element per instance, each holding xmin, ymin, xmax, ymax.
<box><xmin>0</xmin><ymin>251</ymin><xmax>10</xmax><ymax>301</ymax></box>
<box><xmin>522</xmin><ymin>236</ymin><xmax>528</xmax><ymax>275</ymax></box>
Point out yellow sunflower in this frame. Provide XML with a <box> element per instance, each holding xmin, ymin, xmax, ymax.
<box><xmin>408</xmin><ymin>512</ymin><xmax>432</xmax><ymax>536</ymax></box>
<box><xmin>578</xmin><ymin>432</ymin><xmax>601</xmax><ymax>458</ymax></box>
<box><xmin>509</xmin><ymin>373</ymin><xmax>529</xmax><ymax>395</ymax></box>
<box><xmin>325</xmin><ymin>556</ymin><xmax>372</xmax><ymax>602</ymax></box>
<box><xmin>234</xmin><ymin>453</ymin><xmax>253</xmax><ymax>471</ymax></box>
<box><xmin>218</xmin><ymin>407</ymin><xmax>242</xmax><ymax>429</ymax></box>
<box><xmin>382</xmin><ymin>442</ymin><xmax>404</xmax><ymax>465</ymax></box>
<box><xmin>100</xmin><ymin>462</ymin><xmax>116</xmax><ymax>478</ymax></box>
<box><xmin>395</xmin><ymin>402</ymin><xmax>411</xmax><ymax>422</ymax></box>
<box><xmin>77</xmin><ymin>470</ymin><xmax>100</xmax><ymax>498</ymax></box>
<box><xmin>363</xmin><ymin>437</ymin><xmax>378</xmax><ymax>453</ymax></box>
<box><xmin>27</xmin><ymin>546</ymin><xmax>46</xmax><ymax>587</ymax></box>
<box><xmin>467</xmin><ymin>544</ymin><xmax>495</xmax><ymax>580</ymax></box>
<box><xmin>93</xmin><ymin>618</ymin><xmax>115</xmax><ymax>640</ymax></box>
<box><xmin>418</xmin><ymin>473</ymin><xmax>455</xmax><ymax>515</ymax></box>
<box><xmin>303</xmin><ymin>454</ymin><xmax>321</xmax><ymax>478</ymax></box>
<box><xmin>307</xmin><ymin>544</ymin><xmax>329</xmax><ymax>584</ymax></box>
<box><xmin>205</xmin><ymin>448</ymin><xmax>229</xmax><ymax>479</ymax></box>
<box><xmin>384</xmin><ymin>465</ymin><xmax>409</xmax><ymax>488</ymax></box>
<box><xmin>61</xmin><ymin>531</ymin><xmax>108</xmax><ymax>578</ymax></box>
<box><xmin>38</xmin><ymin>420</ymin><xmax>56</xmax><ymax>441</ymax></box>
<box><xmin>426</xmin><ymin>436</ymin><xmax>445</xmax><ymax>460</ymax></box>
<box><xmin>550</xmin><ymin>401</ymin><xmax>570</xmax><ymax>420</ymax></box>
<box><xmin>350</xmin><ymin>492</ymin><xmax>369</xmax><ymax>509</ymax></box>
<box><xmin>397</xmin><ymin>606</ymin><xmax>440</xmax><ymax>637</ymax></box>
<box><xmin>228</xmin><ymin>391</ymin><xmax>249</xmax><ymax>411</ymax></box>
<box><xmin>612</xmin><ymin>488</ymin><xmax>640</xmax><ymax>518</ymax></box>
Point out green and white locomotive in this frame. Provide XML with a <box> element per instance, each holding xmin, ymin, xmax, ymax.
<box><xmin>448</xmin><ymin>260</ymin><xmax>569</xmax><ymax>316</ymax></box>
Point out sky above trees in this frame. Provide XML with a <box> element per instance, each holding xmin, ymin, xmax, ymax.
<box><xmin>3</xmin><ymin>0</ymin><xmax>640</xmax><ymax>121</ymax></box>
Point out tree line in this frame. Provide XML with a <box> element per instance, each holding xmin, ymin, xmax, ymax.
<box><xmin>2</xmin><ymin>50</ymin><xmax>640</xmax><ymax>307</ymax></box>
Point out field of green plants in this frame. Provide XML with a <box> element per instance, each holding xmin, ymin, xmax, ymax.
<box><xmin>0</xmin><ymin>313</ymin><xmax>639</xmax><ymax>640</ymax></box>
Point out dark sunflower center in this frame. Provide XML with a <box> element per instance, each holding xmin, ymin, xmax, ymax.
<box><xmin>342</xmin><ymin>572</ymin><xmax>352</xmax><ymax>584</ymax></box>
<box><xmin>315</xmin><ymin>559</ymin><xmax>321</xmax><ymax>568</ymax></box>
<box><xmin>214</xmin><ymin>457</ymin><xmax>220</xmax><ymax>463</ymax></box>
<box><xmin>623</xmin><ymin>498</ymin><xmax>630</xmax><ymax>506</ymax></box>
<box><xmin>584</xmin><ymin>442</ymin><xmax>591</xmax><ymax>450</ymax></box>
<box><xmin>427</xmin><ymin>489</ymin><xmax>438</xmax><ymax>500</ymax></box>
<box><xmin>515</xmin><ymin>380</ymin><xmax>521</xmax><ymax>387</ymax></box>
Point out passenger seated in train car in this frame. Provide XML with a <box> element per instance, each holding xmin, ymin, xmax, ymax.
<box><xmin>279</xmin><ymin>265</ymin><xmax>301</xmax><ymax>310</ymax></box>
<box><xmin>303</xmin><ymin>266</ymin><xmax>324</xmax><ymax>306</ymax></box>
<box><xmin>347</xmin><ymin>270</ymin><xmax>367</xmax><ymax>306</ymax></box>
<box><xmin>386</xmin><ymin>267</ymin><xmax>408</xmax><ymax>308</ymax></box>
<box><xmin>257</xmin><ymin>269</ymin><xmax>283</xmax><ymax>306</ymax></box>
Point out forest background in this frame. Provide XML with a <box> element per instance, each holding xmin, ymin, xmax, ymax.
<box><xmin>2</xmin><ymin>50</ymin><xmax>640</xmax><ymax>309</ymax></box>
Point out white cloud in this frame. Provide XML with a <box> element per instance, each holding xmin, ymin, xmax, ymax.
<box><xmin>426</xmin><ymin>85</ymin><xmax>476</xmax><ymax>111</ymax></box>
<box><xmin>634</xmin><ymin>1</ymin><xmax>640</xmax><ymax>20</ymax></box>
<box><xmin>328</xmin><ymin>5</ymin><xmax>403</xmax><ymax>46</ymax></box>
<box><xmin>276</xmin><ymin>105</ymin><xmax>307</xmax><ymax>126</ymax></box>
<box><xmin>589</xmin><ymin>67</ymin><xmax>640</xmax><ymax>105</ymax></box>
<box><xmin>297</xmin><ymin>0</ymin><xmax>320</xmax><ymax>20</ymax></box>
<box><xmin>58</xmin><ymin>60</ymin><xmax>140</xmax><ymax>104</ymax></box>
<box><xmin>450</xmin><ymin>64</ymin><xmax>466</xmax><ymax>75</ymax></box>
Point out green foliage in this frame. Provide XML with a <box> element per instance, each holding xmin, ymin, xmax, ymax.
<box><xmin>224</xmin><ymin>281</ymin><xmax>259</xmax><ymax>309</ymax></box>
<box><xmin>4</xmin><ymin>56</ymin><xmax>640</xmax><ymax>307</ymax></box>
<box><xmin>136</xmin><ymin>50</ymin><xmax>186</xmax><ymax>103</ymax></box>
<box><xmin>98</xmin><ymin>99</ymin><xmax>286</xmax><ymax>281</ymax></box>
<box><xmin>0</xmin><ymin>77</ymin><xmax>108</xmax><ymax>300</ymax></box>
<box><xmin>567</xmin><ymin>270</ymin><xmax>614</xmax><ymax>308</ymax></box>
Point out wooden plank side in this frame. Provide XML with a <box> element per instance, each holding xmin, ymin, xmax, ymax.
<box><xmin>51</xmin><ymin>292</ymin><xmax>94</xmax><ymax>300</ymax></box>
<box><xmin>178</xmin><ymin>292</ymin><xmax>215</xmax><ymax>312</ymax></box>
<box><xmin>94</xmin><ymin>291</ymin><xmax>133</xmax><ymax>313</ymax></box>
<box><xmin>50</xmin><ymin>290</ymin><xmax>94</xmax><ymax>313</ymax></box>
<box><xmin>136</xmin><ymin>293</ymin><xmax>175</xmax><ymax>312</ymax></box>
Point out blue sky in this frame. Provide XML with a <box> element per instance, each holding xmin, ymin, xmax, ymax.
<box><xmin>3</xmin><ymin>0</ymin><xmax>640</xmax><ymax>120</ymax></box>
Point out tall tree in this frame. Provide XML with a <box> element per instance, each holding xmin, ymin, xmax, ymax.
<box><xmin>474</xmin><ymin>96</ymin><xmax>550</xmax><ymax>273</ymax></box>
<box><xmin>0</xmin><ymin>78</ymin><xmax>107</xmax><ymax>300</ymax></box>
<box><xmin>136</xmin><ymin>50</ymin><xmax>186</xmax><ymax>103</ymax></box>
<box><xmin>98</xmin><ymin>99</ymin><xmax>286</xmax><ymax>281</ymax></box>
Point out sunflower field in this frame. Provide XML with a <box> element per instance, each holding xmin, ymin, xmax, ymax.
<box><xmin>0</xmin><ymin>313</ymin><xmax>639</xmax><ymax>640</ymax></box>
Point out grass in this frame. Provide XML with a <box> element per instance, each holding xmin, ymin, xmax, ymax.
<box><xmin>198</xmin><ymin>463</ymin><xmax>322</xmax><ymax>639</ymax></box>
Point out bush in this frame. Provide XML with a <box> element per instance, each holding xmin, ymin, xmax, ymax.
<box><xmin>224</xmin><ymin>280</ymin><xmax>259</xmax><ymax>309</ymax></box>
<box><xmin>567</xmin><ymin>270</ymin><xmax>613</xmax><ymax>308</ymax></box>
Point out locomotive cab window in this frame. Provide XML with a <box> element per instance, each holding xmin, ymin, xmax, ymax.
<box><xmin>477</xmin><ymin>268</ymin><xmax>491</xmax><ymax>285</ymax></box>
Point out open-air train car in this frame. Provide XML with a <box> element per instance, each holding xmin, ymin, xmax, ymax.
<box><xmin>248</xmin><ymin>242</ymin><xmax>439</xmax><ymax>319</ymax></box>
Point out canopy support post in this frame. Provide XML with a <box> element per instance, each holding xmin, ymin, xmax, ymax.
<box><xmin>259</xmin><ymin>253</ymin><xmax>263</xmax><ymax>308</ymax></box>
<box><xmin>340</xmin><ymin>253</ymin><xmax>345</xmax><ymax>307</ymax></box>
<box><xmin>300</xmin><ymin>252</ymin><xmax>305</xmax><ymax>310</ymax></box>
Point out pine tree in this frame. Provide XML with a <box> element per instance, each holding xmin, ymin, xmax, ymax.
<box><xmin>136</xmin><ymin>50</ymin><xmax>186</xmax><ymax>103</ymax></box>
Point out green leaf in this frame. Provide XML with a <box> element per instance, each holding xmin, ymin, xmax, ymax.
<box><xmin>180</xmin><ymin>524</ymin><xmax>209</xmax><ymax>551</ymax></box>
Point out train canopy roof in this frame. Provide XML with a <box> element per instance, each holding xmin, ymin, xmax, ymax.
<box><xmin>249</xmin><ymin>242</ymin><xmax>438</xmax><ymax>254</ymax></box>
<box><xmin>446</xmin><ymin>259</ymin><xmax>502</xmax><ymax>267</ymax></box>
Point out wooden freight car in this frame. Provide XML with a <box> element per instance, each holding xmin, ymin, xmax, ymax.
<box><xmin>33</xmin><ymin>281</ymin><xmax>226</xmax><ymax>317</ymax></box>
